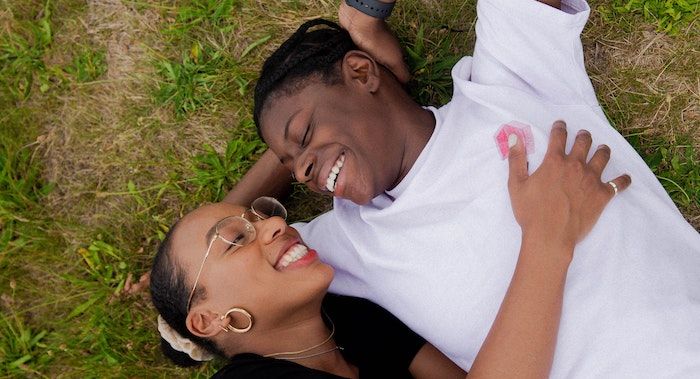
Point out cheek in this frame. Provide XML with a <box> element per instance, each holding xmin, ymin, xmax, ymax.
<box><xmin>207</xmin><ymin>256</ymin><xmax>267</xmax><ymax>292</ymax></box>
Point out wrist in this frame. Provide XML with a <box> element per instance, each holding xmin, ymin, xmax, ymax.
<box><xmin>339</xmin><ymin>1</ymin><xmax>388</xmax><ymax>36</ymax></box>
<box><xmin>521</xmin><ymin>229</ymin><xmax>575</xmax><ymax>267</ymax></box>
<box><xmin>344</xmin><ymin>0</ymin><xmax>396</xmax><ymax>20</ymax></box>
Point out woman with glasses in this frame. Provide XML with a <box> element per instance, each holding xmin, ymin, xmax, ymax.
<box><xmin>150</xmin><ymin>127</ymin><xmax>629</xmax><ymax>378</ymax></box>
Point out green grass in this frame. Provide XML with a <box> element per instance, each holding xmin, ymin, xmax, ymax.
<box><xmin>0</xmin><ymin>0</ymin><xmax>698</xmax><ymax>377</ymax></box>
<box><xmin>0</xmin><ymin>312</ymin><xmax>49</xmax><ymax>377</ymax></box>
<box><xmin>65</xmin><ymin>48</ymin><xmax>107</xmax><ymax>83</ymax></box>
<box><xmin>636</xmin><ymin>136</ymin><xmax>700</xmax><ymax>208</ymax></box>
<box><xmin>0</xmin><ymin>0</ymin><xmax>57</xmax><ymax>101</ymax></box>
<box><xmin>190</xmin><ymin>125</ymin><xmax>265</xmax><ymax>201</ymax></box>
<box><xmin>167</xmin><ymin>0</ymin><xmax>238</xmax><ymax>34</ymax></box>
<box><xmin>602</xmin><ymin>0</ymin><xmax>699</xmax><ymax>34</ymax></box>
<box><xmin>404</xmin><ymin>24</ymin><xmax>464</xmax><ymax>105</ymax></box>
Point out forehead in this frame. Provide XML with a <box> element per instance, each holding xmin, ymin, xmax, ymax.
<box><xmin>259</xmin><ymin>80</ymin><xmax>335</xmax><ymax>144</ymax></box>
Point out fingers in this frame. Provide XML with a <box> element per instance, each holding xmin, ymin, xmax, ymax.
<box><xmin>588</xmin><ymin>144</ymin><xmax>611</xmax><ymax>176</ymax></box>
<box><xmin>546</xmin><ymin>120</ymin><xmax>568</xmax><ymax>157</ymax></box>
<box><xmin>570</xmin><ymin>130</ymin><xmax>593</xmax><ymax>162</ymax></box>
<box><xmin>590</xmin><ymin>144</ymin><xmax>630</xmax><ymax>200</ymax></box>
<box><xmin>508</xmin><ymin>134</ymin><xmax>529</xmax><ymax>185</ymax></box>
<box><xmin>605</xmin><ymin>174</ymin><xmax>632</xmax><ymax>198</ymax></box>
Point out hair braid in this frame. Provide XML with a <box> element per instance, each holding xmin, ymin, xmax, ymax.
<box><xmin>253</xmin><ymin>19</ymin><xmax>357</xmax><ymax>140</ymax></box>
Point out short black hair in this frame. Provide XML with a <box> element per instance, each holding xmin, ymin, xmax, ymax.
<box><xmin>150</xmin><ymin>221</ymin><xmax>226</xmax><ymax>366</ymax></box>
<box><xmin>253</xmin><ymin>19</ymin><xmax>357</xmax><ymax>141</ymax></box>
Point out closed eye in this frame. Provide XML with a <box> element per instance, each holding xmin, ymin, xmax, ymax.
<box><xmin>231</xmin><ymin>232</ymin><xmax>246</xmax><ymax>245</ymax></box>
<box><xmin>300</xmin><ymin>122</ymin><xmax>312</xmax><ymax>147</ymax></box>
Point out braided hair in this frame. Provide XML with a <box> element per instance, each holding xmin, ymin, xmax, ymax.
<box><xmin>150</xmin><ymin>221</ymin><xmax>226</xmax><ymax>367</ymax></box>
<box><xmin>253</xmin><ymin>19</ymin><xmax>357</xmax><ymax>140</ymax></box>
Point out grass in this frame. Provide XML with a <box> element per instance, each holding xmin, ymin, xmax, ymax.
<box><xmin>0</xmin><ymin>0</ymin><xmax>697</xmax><ymax>377</ymax></box>
<box><xmin>65</xmin><ymin>48</ymin><xmax>107</xmax><ymax>83</ymax></box>
<box><xmin>0</xmin><ymin>0</ymin><xmax>55</xmax><ymax>101</ymax></box>
<box><xmin>602</xmin><ymin>0</ymin><xmax>699</xmax><ymax>34</ymax></box>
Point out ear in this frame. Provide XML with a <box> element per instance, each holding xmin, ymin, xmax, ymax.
<box><xmin>341</xmin><ymin>50</ymin><xmax>381</xmax><ymax>93</ymax></box>
<box><xmin>186</xmin><ymin>307</ymin><xmax>227</xmax><ymax>338</ymax></box>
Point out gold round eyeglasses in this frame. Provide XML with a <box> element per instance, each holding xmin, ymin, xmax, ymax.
<box><xmin>186</xmin><ymin>197</ymin><xmax>287</xmax><ymax>311</ymax></box>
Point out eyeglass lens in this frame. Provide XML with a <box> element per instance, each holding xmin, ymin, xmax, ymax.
<box><xmin>216</xmin><ymin>217</ymin><xmax>256</xmax><ymax>246</ymax></box>
<box><xmin>250</xmin><ymin>197</ymin><xmax>288</xmax><ymax>220</ymax></box>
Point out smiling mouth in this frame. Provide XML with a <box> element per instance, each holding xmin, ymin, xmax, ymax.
<box><xmin>275</xmin><ymin>243</ymin><xmax>311</xmax><ymax>270</ymax></box>
<box><xmin>325</xmin><ymin>153</ymin><xmax>345</xmax><ymax>193</ymax></box>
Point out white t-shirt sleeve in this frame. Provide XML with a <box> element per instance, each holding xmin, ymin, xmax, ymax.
<box><xmin>469</xmin><ymin>0</ymin><xmax>597</xmax><ymax>106</ymax></box>
<box><xmin>292</xmin><ymin>211</ymin><xmax>369</xmax><ymax>297</ymax></box>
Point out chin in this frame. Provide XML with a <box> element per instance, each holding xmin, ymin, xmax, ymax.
<box><xmin>321</xmin><ymin>262</ymin><xmax>335</xmax><ymax>284</ymax></box>
<box><xmin>344</xmin><ymin>189</ymin><xmax>374</xmax><ymax>206</ymax></box>
<box><xmin>312</xmin><ymin>262</ymin><xmax>334</xmax><ymax>294</ymax></box>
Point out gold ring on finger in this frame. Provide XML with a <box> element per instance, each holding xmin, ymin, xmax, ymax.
<box><xmin>607</xmin><ymin>181</ymin><xmax>618</xmax><ymax>196</ymax></box>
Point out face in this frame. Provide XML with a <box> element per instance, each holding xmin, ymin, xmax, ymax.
<box><xmin>171</xmin><ymin>202</ymin><xmax>334</xmax><ymax>329</ymax></box>
<box><xmin>260</xmin><ymin>62</ymin><xmax>406</xmax><ymax>205</ymax></box>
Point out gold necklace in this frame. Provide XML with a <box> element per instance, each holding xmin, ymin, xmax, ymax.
<box><xmin>278</xmin><ymin>345</ymin><xmax>344</xmax><ymax>361</ymax></box>
<box><xmin>264</xmin><ymin>311</ymin><xmax>340</xmax><ymax>360</ymax></box>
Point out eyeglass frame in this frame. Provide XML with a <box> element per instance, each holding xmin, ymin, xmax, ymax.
<box><xmin>186</xmin><ymin>197</ymin><xmax>287</xmax><ymax>312</ymax></box>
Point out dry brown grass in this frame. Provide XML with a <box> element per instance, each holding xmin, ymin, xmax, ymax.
<box><xmin>36</xmin><ymin>1</ymin><xmax>344</xmax><ymax>241</ymax></box>
<box><xmin>584</xmin><ymin>3</ymin><xmax>699</xmax><ymax>227</ymax></box>
<box><xmin>584</xmin><ymin>8</ymin><xmax>699</xmax><ymax>140</ymax></box>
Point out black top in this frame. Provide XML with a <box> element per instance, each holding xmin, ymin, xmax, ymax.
<box><xmin>212</xmin><ymin>294</ymin><xmax>426</xmax><ymax>378</ymax></box>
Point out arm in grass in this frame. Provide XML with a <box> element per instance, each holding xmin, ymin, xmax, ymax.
<box><xmin>338</xmin><ymin>0</ymin><xmax>409</xmax><ymax>83</ymax></box>
<box><xmin>223</xmin><ymin>149</ymin><xmax>293</xmax><ymax>206</ymax></box>
<box><xmin>338</xmin><ymin>0</ymin><xmax>561</xmax><ymax>83</ymax></box>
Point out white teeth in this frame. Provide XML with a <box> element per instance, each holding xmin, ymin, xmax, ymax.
<box><xmin>276</xmin><ymin>244</ymin><xmax>309</xmax><ymax>269</ymax></box>
<box><xmin>325</xmin><ymin>154</ymin><xmax>345</xmax><ymax>192</ymax></box>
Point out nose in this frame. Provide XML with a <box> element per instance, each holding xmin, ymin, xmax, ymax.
<box><xmin>255</xmin><ymin>216</ymin><xmax>287</xmax><ymax>245</ymax></box>
<box><xmin>293</xmin><ymin>153</ymin><xmax>315</xmax><ymax>184</ymax></box>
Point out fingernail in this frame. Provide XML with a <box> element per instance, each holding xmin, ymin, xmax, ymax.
<box><xmin>508</xmin><ymin>133</ymin><xmax>518</xmax><ymax>148</ymax></box>
<box><xmin>577</xmin><ymin>129</ymin><xmax>590</xmax><ymax>137</ymax></box>
<box><xmin>596</xmin><ymin>144</ymin><xmax>609</xmax><ymax>151</ymax></box>
<box><xmin>554</xmin><ymin>120</ymin><xmax>566</xmax><ymax>129</ymax></box>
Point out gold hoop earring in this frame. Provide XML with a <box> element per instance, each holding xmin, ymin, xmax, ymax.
<box><xmin>219</xmin><ymin>308</ymin><xmax>253</xmax><ymax>333</ymax></box>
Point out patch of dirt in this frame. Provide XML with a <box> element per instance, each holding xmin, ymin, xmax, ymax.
<box><xmin>39</xmin><ymin>0</ymin><xmax>235</xmax><ymax>244</ymax></box>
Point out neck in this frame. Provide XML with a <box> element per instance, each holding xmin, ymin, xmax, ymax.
<box><xmin>298</xmin><ymin>346</ymin><xmax>357</xmax><ymax>378</ymax></box>
<box><xmin>385</xmin><ymin>85</ymin><xmax>436</xmax><ymax>191</ymax></box>
<box><xmin>245</xmin><ymin>309</ymin><xmax>357</xmax><ymax>378</ymax></box>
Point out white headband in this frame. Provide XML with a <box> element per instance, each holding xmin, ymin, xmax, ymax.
<box><xmin>157</xmin><ymin>315</ymin><xmax>214</xmax><ymax>362</ymax></box>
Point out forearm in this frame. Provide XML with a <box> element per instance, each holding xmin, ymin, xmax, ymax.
<box><xmin>468</xmin><ymin>233</ymin><xmax>572</xmax><ymax>379</ymax></box>
<box><xmin>223</xmin><ymin>149</ymin><xmax>293</xmax><ymax>205</ymax></box>
<box><xmin>410</xmin><ymin>343</ymin><xmax>466</xmax><ymax>379</ymax></box>
<box><xmin>538</xmin><ymin>0</ymin><xmax>562</xmax><ymax>9</ymax></box>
